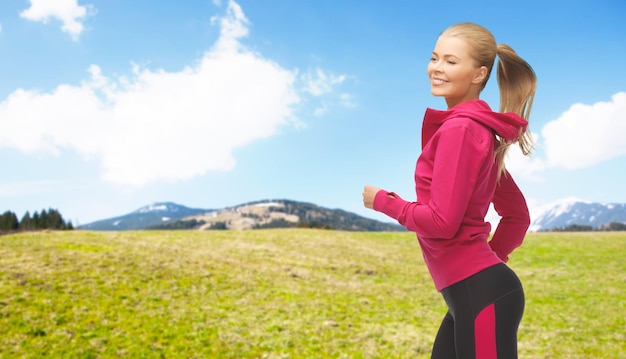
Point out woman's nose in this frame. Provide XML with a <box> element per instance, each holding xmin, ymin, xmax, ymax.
<box><xmin>433</xmin><ymin>60</ymin><xmax>444</xmax><ymax>73</ymax></box>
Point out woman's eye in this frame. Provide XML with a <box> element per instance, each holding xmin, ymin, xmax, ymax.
<box><xmin>430</xmin><ymin>57</ymin><xmax>437</xmax><ymax>62</ymax></box>
<box><xmin>447</xmin><ymin>61</ymin><xmax>456</xmax><ymax>65</ymax></box>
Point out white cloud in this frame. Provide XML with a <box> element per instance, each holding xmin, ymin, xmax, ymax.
<box><xmin>301</xmin><ymin>68</ymin><xmax>353</xmax><ymax>116</ymax></box>
<box><xmin>339</xmin><ymin>93</ymin><xmax>357</xmax><ymax>108</ymax></box>
<box><xmin>19</xmin><ymin>0</ymin><xmax>94</xmax><ymax>41</ymax></box>
<box><xmin>211</xmin><ymin>0</ymin><xmax>249</xmax><ymax>52</ymax></box>
<box><xmin>1</xmin><ymin>0</ymin><xmax>303</xmax><ymax>187</ymax></box>
<box><xmin>313</xmin><ymin>101</ymin><xmax>329</xmax><ymax>117</ymax></box>
<box><xmin>541</xmin><ymin>92</ymin><xmax>626</xmax><ymax>169</ymax></box>
<box><xmin>302</xmin><ymin>68</ymin><xmax>346</xmax><ymax>96</ymax></box>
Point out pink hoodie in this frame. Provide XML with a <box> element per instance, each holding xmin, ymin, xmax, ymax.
<box><xmin>373</xmin><ymin>99</ymin><xmax>530</xmax><ymax>291</ymax></box>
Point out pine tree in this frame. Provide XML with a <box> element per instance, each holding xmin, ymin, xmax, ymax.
<box><xmin>32</xmin><ymin>212</ymin><xmax>41</xmax><ymax>230</ymax></box>
<box><xmin>48</xmin><ymin>209</ymin><xmax>63</xmax><ymax>229</ymax></box>
<box><xmin>0</xmin><ymin>211</ymin><xmax>19</xmax><ymax>231</ymax></box>
<box><xmin>19</xmin><ymin>211</ymin><xmax>33</xmax><ymax>231</ymax></box>
<box><xmin>39</xmin><ymin>209</ymin><xmax>50</xmax><ymax>229</ymax></box>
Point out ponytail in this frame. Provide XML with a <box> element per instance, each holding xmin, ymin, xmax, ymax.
<box><xmin>494</xmin><ymin>44</ymin><xmax>537</xmax><ymax>180</ymax></box>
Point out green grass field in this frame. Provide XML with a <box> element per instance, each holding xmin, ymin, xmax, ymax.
<box><xmin>0</xmin><ymin>230</ymin><xmax>624</xmax><ymax>358</ymax></box>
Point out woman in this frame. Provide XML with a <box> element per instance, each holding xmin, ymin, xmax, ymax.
<box><xmin>362</xmin><ymin>22</ymin><xmax>536</xmax><ymax>359</ymax></box>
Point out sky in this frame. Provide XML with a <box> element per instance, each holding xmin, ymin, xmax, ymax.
<box><xmin>0</xmin><ymin>0</ymin><xmax>625</xmax><ymax>227</ymax></box>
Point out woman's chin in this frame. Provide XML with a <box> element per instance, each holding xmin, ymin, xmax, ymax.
<box><xmin>430</xmin><ymin>88</ymin><xmax>446</xmax><ymax>97</ymax></box>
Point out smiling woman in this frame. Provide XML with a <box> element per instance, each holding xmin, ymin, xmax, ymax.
<box><xmin>363</xmin><ymin>22</ymin><xmax>537</xmax><ymax>359</ymax></box>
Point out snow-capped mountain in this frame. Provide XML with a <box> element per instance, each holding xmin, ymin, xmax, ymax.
<box><xmin>81</xmin><ymin>202</ymin><xmax>211</xmax><ymax>230</ymax></box>
<box><xmin>530</xmin><ymin>199</ymin><xmax>626</xmax><ymax>231</ymax></box>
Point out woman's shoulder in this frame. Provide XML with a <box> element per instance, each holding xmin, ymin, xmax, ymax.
<box><xmin>440</xmin><ymin>115</ymin><xmax>494</xmax><ymax>136</ymax></box>
<box><xmin>434</xmin><ymin>115</ymin><xmax>495</xmax><ymax>150</ymax></box>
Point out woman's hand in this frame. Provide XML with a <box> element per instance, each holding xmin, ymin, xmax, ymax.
<box><xmin>362</xmin><ymin>185</ymin><xmax>382</xmax><ymax>209</ymax></box>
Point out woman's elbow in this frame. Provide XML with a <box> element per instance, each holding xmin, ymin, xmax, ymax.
<box><xmin>424</xmin><ymin>220</ymin><xmax>459</xmax><ymax>239</ymax></box>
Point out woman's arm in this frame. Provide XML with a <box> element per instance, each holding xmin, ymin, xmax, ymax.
<box><xmin>489</xmin><ymin>171</ymin><xmax>531</xmax><ymax>262</ymax></box>
<box><xmin>368</xmin><ymin>120</ymin><xmax>490</xmax><ymax>238</ymax></box>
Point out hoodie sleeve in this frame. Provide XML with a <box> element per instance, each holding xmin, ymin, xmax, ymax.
<box><xmin>489</xmin><ymin>170</ymin><xmax>530</xmax><ymax>262</ymax></box>
<box><xmin>373</xmin><ymin>119</ymin><xmax>490</xmax><ymax>238</ymax></box>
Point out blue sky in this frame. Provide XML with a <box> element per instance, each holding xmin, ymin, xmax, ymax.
<box><xmin>1</xmin><ymin>0</ymin><xmax>625</xmax><ymax>227</ymax></box>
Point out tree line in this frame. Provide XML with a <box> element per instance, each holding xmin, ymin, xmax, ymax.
<box><xmin>0</xmin><ymin>209</ymin><xmax>74</xmax><ymax>232</ymax></box>
<box><xmin>544</xmin><ymin>222</ymin><xmax>626</xmax><ymax>232</ymax></box>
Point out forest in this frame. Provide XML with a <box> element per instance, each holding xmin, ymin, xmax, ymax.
<box><xmin>0</xmin><ymin>208</ymin><xmax>73</xmax><ymax>233</ymax></box>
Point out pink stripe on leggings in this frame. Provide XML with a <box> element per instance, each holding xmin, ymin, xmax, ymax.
<box><xmin>475</xmin><ymin>303</ymin><xmax>497</xmax><ymax>359</ymax></box>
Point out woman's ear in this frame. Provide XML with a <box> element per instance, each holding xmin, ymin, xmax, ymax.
<box><xmin>473</xmin><ymin>66</ymin><xmax>488</xmax><ymax>84</ymax></box>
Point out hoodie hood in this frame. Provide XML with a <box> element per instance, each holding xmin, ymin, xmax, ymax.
<box><xmin>421</xmin><ymin>99</ymin><xmax>528</xmax><ymax>148</ymax></box>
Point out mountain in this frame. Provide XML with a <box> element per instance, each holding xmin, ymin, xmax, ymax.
<box><xmin>80</xmin><ymin>199</ymin><xmax>405</xmax><ymax>232</ymax></box>
<box><xmin>80</xmin><ymin>202</ymin><xmax>212</xmax><ymax>231</ymax></box>
<box><xmin>530</xmin><ymin>199</ymin><xmax>626</xmax><ymax>231</ymax></box>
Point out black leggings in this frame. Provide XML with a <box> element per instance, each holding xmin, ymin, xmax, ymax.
<box><xmin>431</xmin><ymin>263</ymin><xmax>524</xmax><ymax>359</ymax></box>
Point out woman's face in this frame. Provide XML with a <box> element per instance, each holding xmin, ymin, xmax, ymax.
<box><xmin>427</xmin><ymin>35</ymin><xmax>486</xmax><ymax>108</ymax></box>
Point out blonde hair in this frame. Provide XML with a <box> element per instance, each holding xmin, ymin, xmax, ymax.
<box><xmin>441</xmin><ymin>23</ymin><xmax>537</xmax><ymax>180</ymax></box>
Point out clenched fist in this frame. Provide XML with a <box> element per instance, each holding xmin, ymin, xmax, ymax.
<box><xmin>362</xmin><ymin>185</ymin><xmax>382</xmax><ymax>209</ymax></box>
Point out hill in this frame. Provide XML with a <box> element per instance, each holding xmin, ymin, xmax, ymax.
<box><xmin>80</xmin><ymin>199</ymin><xmax>405</xmax><ymax>232</ymax></box>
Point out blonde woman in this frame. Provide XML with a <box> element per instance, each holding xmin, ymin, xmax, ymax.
<box><xmin>363</xmin><ymin>22</ymin><xmax>536</xmax><ymax>358</ymax></box>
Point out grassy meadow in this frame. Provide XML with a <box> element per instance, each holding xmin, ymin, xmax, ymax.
<box><xmin>0</xmin><ymin>229</ymin><xmax>624</xmax><ymax>358</ymax></box>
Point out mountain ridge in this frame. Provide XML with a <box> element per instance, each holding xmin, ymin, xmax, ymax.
<box><xmin>530</xmin><ymin>199</ymin><xmax>626</xmax><ymax>231</ymax></box>
<box><xmin>80</xmin><ymin>199</ymin><xmax>405</xmax><ymax>232</ymax></box>
<box><xmin>80</xmin><ymin>202</ymin><xmax>212</xmax><ymax>231</ymax></box>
